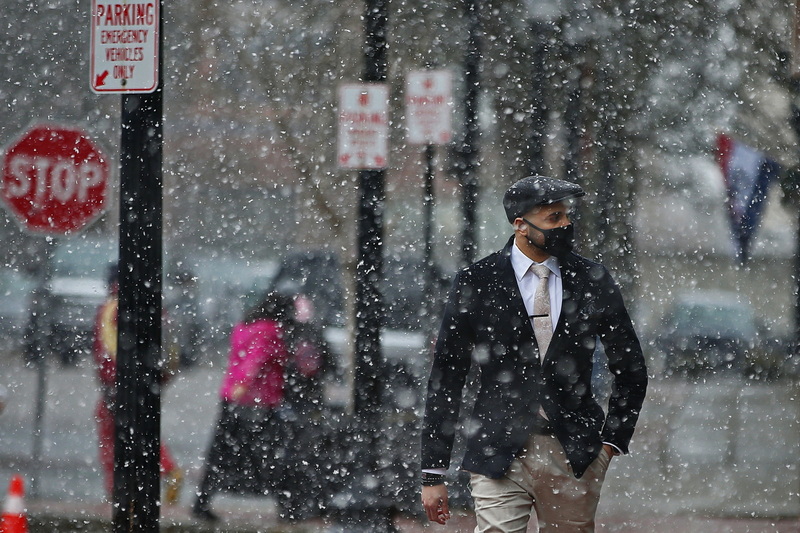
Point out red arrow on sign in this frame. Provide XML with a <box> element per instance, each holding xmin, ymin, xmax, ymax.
<box><xmin>95</xmin><ymin>71</ymin><xmax>109</xmax><ymax>87</ymax></box>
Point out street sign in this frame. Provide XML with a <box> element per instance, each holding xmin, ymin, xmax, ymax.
<box><xmin>406</xmin><ymin>70</ymin><xmax>453</xmax><ymax>145</ymax></box>
<box><xmin>1</xmin><ymin>124</ymin><xmax>109</xmax><ymax>235</ymax></box>
<box><xmin>90</xmin><ymin>0</ymin><xmax>159</xmax><ymax>93</ymax></box>
<box><xmin>337</xmin><ymin>84</ymin><xmax>389</xmax><ymax>169</ymax></box>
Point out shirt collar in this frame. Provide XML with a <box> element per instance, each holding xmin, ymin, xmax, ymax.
<box><xmin>511</xmin><ymin>241</ymin><xmax>560</xmax><ymax>282</ymax></box>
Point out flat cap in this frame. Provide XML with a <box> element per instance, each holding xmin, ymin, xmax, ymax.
<box><xmin>503</xmin><ymin>175</ymin><xmax>585</xmax><ymax>222</ymax></box>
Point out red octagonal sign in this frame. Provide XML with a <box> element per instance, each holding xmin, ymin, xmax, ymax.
<box><xmin>2</xmin><ymin>124</ymin><xmax>109</xmax><ymax>235</ymax></box>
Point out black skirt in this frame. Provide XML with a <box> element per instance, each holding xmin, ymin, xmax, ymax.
<box><xmin>199</xmin><ymin>401</ymin><xmax>291</xmax><ymax>496</ymax></box>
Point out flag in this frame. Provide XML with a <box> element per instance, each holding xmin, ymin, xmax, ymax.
<box><xmin>716</xmin><ymin>133</ymin><xmax>780</xmax><ymax>264</ymax></box>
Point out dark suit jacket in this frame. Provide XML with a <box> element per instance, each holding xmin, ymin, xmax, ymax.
<box><xmin>421</xmin><ymin>237</ymin><xmax>648</xmax><ymax>479</ymax></box>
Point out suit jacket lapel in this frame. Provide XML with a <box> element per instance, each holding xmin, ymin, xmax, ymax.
<box><xmin>497</xmin><ymin>238</ymin><xmax>532</xmax><ymax>337</ymax></box>
<box><xmin>495</xmin><ymin>238</ymin><xmax>542</xmax><ymax>368</ymax></box>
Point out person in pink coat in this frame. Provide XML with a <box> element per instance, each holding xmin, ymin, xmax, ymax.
<box><xmin>192</xmin><ymin>291</ymin><xmax>294</xmax><ymax>522</ymax></box>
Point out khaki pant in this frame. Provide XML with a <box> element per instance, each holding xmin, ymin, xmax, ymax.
<box><xmin>469</xmin><ymin>433</ymin><xmax>611</xmax><ymax>533</ymax></box>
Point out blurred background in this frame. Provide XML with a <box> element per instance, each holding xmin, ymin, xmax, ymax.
<box><xmin>1</xmin><ymin>0</ymin><xmax>799</xmax><ymax>529</ymax></box>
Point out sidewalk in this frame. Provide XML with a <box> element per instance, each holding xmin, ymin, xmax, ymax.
<box><xmin>20</xmin><ymin>497</ymin><xmax>800</xmax><ymax>533</ymax></box>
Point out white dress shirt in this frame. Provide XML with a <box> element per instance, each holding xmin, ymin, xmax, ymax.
<box><xmin>511</xmin><ymin>242</ymin><xmax>561</xmax><ymax>346</ymax></box>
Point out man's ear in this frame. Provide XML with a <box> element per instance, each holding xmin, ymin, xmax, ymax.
<box><xmin>514</xmin><ymin>218</ymin><xmax>526</xmax><ymax>233</ymax></box>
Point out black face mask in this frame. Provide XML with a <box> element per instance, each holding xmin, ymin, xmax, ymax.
<box><xmin>522</xmin><ymin>218</ymin><xmax>575</xmax><ymax>258</ymax></box>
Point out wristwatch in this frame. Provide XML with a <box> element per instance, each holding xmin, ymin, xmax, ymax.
<box><xmin>421</xmin><ymin>472</ymin><xmax>446</xmax><ymax>486</ymax></box>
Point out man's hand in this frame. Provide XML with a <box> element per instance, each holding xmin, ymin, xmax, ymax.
<box><xmin>422</xmin><ymin>484</ymin><xmax>450</xmax><ymax>524</ymax></box>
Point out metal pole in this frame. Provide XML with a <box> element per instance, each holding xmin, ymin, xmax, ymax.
<box><xmin>564</xmin><ymin>44</ymin><xmax>585</xmax><ymax>185</ymax></box>
<box><xmin>112</xmin><ymin>1</ymin><xmax>163</xmax><ymax>531</ymax></box>
<box><xmin>29</xmin><ymin>241</ymin><xmax>53</xmax><ymax>500</ymax></box>
<box><xmin>564</xmin><ymin>43</ymin><xmax>588</xmax><ymax>233</ymax></box>
<box><xmin>456</xmin><ymin>0</ymin><xmax>481</xmax><ymax>266</ymax></box>
<box><xmin>528</xmin><ymin>20</ymin><xmax>550</xmax><ymax>177</ymax></box>
<box><xmin>354</xmin><ymin>1</ymin><xmax>387</xmax><ymax>420</ymax></box>
<box><xmin>787</xmin><ymin>1</ymin><xmax>800</xmax><ymax>362</ymax></box>
<box><xmin>30</xmin><ymin>343</ymin><xmax>46</xmax><ymax>500</ymax></box>
<box><xmin>595</xmin><ymin>62</ymin><xmax>617</xmax><ymax>256</ymax></box>
<box><xmin>349</xmin><ymin>0</ymin><xmax>393</xmax><ymax>529</ymax></box>
<box><xmin>790</xmin><ymin>102</ymin><xmax>800</xmax><ymax>355</ymax></box>
<box><xmin>796</xmin><ymin>210</ymin><xmax>800</xmax><ymax>356</ymax></box>
<box><xmin>423</xmin><ymin>143</ymin><xmax>436</xmax><ymax>317</ymax></box>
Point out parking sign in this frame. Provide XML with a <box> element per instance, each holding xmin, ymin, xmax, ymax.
<box><xmin>406</xmin><ymin>70</ymin><xmax>453</xmax><ymax>145</ymax></box>
<box><xmin>90</xmin><ymin>0</ymin><xmax>159</xmax><ymax>93</ymax></box>
<box><xmin>337</xmin><ymin>84</ymin><xmax>389</xmax><ymax>170</ymax></box>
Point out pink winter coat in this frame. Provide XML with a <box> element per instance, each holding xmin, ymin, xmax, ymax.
<box><xmin>219</xmin><ymin>319</ymin><xmax>289</xmax><ymax>408</ymax></box>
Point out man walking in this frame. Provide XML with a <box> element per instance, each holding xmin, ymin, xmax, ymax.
<box><xmin>421</xmin><ymin>175</ymin><xmax>648</xmax><ymax>532</ymax></box>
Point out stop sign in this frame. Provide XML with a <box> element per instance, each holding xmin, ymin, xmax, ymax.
<box><xmin>2</xmin><ymin>124</ymin><xmax>109</xmax><ymax>235</ymax></box>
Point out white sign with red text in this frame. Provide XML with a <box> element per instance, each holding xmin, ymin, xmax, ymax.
<box><xmin>406</xmin><ymin>70</ymin><xmax>453</xmax><ymax>145</ymax></box>
<box><xmin>90</xmin><ymin>0</ymin><xmax>159</xmax><ymax>93</ymax></box>
<box><xmin>337</xmin><ymin>84</ymin><xmax>389</xmax><ymax>170</ymax></box>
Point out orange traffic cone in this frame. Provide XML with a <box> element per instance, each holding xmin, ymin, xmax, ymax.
<box><xmin>0</xmin><ymin>475</ymin><xmax>28</xmax><ymax>533</ymax></box>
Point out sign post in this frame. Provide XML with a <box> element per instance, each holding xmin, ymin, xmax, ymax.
<box><xmin>405</xmin><ymin>69</ymin><xmax>453</xmax><ymax>320</ymax></box>
<box><xmin>458</xmin><ymin>0</ymin><xmax>482</xmax><ymax>266</ymax></box>
<box><xmin>90</xmin><ymin>0</ymin><xmax>164</xmax><ymax>530</ymax></box>
<box><xmin>334</xmin><ymin>2</ymin><xmax>391</xmax><ymax>529</ymax></box>
<box><xmin>111</xmin><ymin>10</ymin><xmax>164</xmax><ymax>533</ymax></box>
<box><xmin>1</xmin><ymin>123</ymin><xmax>109</xmax><ymax>498</ymax></box>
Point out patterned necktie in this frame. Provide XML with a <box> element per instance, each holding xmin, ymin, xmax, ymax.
<box><xmin>530</xmin><ymin>264</ymin><xmax>553</xmax><ymax>360</ymax></box>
